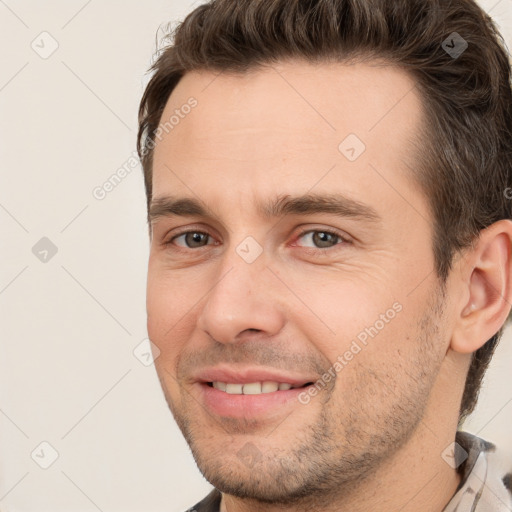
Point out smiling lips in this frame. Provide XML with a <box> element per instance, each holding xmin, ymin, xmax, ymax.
<box><xmin>191</xmin><ymin>366</ymin><xmax>317</xmax><ymax>417</ymax></box>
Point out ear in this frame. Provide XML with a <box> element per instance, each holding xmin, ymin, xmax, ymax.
<box><xmin>451</xmin><ymin>219</ymin><xmax>512</xmax><ymax>354</ymax></box>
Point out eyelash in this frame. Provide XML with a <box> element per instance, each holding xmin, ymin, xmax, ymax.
<box><xmin>163</xmin><ymin>227</ymin><xmax>351</xmax><ymax>255</ymax></box>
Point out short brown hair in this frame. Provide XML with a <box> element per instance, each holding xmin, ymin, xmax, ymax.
<box><xmin>137</xmin><ymin>0</ymin><xmax>512</xmax><ymax>425</ymax></box>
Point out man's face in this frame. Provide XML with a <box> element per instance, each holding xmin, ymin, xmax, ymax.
<box><xmin>147</xmin><ymin>60</ymin><xmax>451</xmax><ymax>503</ymax></box>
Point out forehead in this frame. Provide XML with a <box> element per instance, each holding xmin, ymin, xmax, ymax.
<box><xmin>151</xmin><ymin>59</ymin><xmax>428</xmax><ymax>224</ymax></box>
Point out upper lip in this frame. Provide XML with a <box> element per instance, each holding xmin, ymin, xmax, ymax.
<box><xmin>192</xmin><ymin>365</ymin><xmax>316</xmax><ymax>387</ymax></box>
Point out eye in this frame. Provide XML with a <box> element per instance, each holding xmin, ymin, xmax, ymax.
<box><xmin>293</xmin><ymin>229</ymin><xmax>348</xmax><ymax>250</ymax></box>
<box><xmin>167</xmin><ymin>230</ymin><xmax>215</xmax><ymax>249</ymax></box>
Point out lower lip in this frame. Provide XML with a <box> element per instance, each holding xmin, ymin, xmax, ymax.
<box><xmin>198</xmin><ymin>383</ymin><xmax>310</xmax><ymax>418</ymax></box>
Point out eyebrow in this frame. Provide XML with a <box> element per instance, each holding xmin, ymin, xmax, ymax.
<box><xmin>148</xmin><ymin>193</ymin><xmax>381</xmax><ymax>226</ymax></box>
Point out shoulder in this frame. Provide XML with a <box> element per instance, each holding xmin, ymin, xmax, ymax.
<box><xmin>184</xmin><ymin>488</ymin><xmax>222</xmax><ymax>512</ymax></box>
<box><xmin>448</xmin><ymin>431</ymin><xmax>512</xmax><ymax>511</ymax></box>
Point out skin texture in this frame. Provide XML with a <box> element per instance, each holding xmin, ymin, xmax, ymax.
<box><xmin>146</xmin><ymin>60</ymin><xmax>512</xmax><ymax>512</ymax></box>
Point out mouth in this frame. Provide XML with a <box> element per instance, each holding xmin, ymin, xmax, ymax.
<box><xmin>192</xmin><ymin>367</ymin><xmax>318</xmax><ymax>418</ymax></box>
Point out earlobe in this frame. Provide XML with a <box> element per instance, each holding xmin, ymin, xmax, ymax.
<box><xmin>451</xmin><ymin>220</ymin><xmax>512</xmax><ymax>355</ymax></box>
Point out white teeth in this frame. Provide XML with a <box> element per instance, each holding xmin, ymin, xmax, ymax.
<box><xmin>211</xmin><ymin>381</ymin><xmax>297</xmax><ymax>394</ymax></box>
<box><xmin>262</xmin><ymin>381</ymin><xmax>279</xmax><ymax>393</ymax></box>
<box><xmin>242</xmin><ymin>382</ymin><xmax>262</xmax><ymax>394</ymax></box>
<box><xmin>212</xmin><ymin>381</ymin><xmax>227</xmax><ymax>391</ymax></box>
<box><xmin>225</xmin><ymin>383</ymin><xmax>243</xmax><ymax>394</ymax></box>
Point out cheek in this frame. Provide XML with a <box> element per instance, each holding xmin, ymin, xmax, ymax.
<box><xmin>286</xmin><ymin>271</ymin><xmax>401</xmax><ymax>356</ymax></box>
<box><xmin>146</xmin><ymin>266</ymin><xmax>198</xmax><ymax>369</ymax></box>
<box><xmin>291</xmin><ymin>271</ymin><xmax>432</xmax><ymax>390</ymax></box>
<box><xmin>146</xmin><ymin>255</ymin><xmax>199</xmax><ymax>321</ymax></box>
<box><xmin>323</xmin><ymin>309</ymin><xmax>422</xmax><ymax>414</ymax></box>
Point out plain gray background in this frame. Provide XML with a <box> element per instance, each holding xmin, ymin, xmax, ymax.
<box><xmin>1</xmin><ymin>1</ymin><xmax>511</xmax><ymax>511</ymax></box>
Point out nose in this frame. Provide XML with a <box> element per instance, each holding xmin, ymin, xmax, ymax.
<box><xmin>196</xmin><ymin>248</ymin><xmax>286</xmax><ymax>344</ymax></box>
